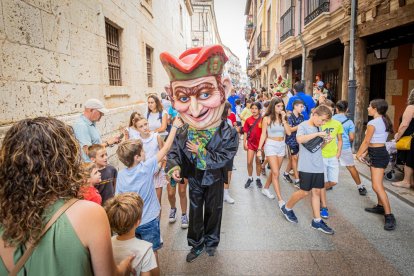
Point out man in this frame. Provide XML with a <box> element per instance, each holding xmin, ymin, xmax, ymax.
<box><xmin>161</xmin><ymin>45</ymin><xmax>239</xmax><ymax>262</ymax></box>
<box><xmin>73</xmin><ymin>98</ymin><xmax>119</xmax><ymax>162</ymax></box>
<box><xmin>161</xmin><ymin>90</ymin><xmax>172</xmax><ymax>111</ymax></box>
<box><xmin>286</xmin><ymin>81</ymin><xmax>315</xmax><ymax>120</ymax></box>
<box><xmin>227</xmin><ymin>88</ymin><xmax>240</xmax><ymax>113</ymax></box>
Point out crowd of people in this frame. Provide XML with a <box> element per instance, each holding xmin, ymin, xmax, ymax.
<box><xmin>1</xmin><ymin>66</ymin><xmax>413</xmax><ymax>274</ymax></box>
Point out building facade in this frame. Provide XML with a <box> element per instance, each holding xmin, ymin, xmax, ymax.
<box><xmin>245</xmin><ymin>0</ymin><xmax>414</xmax><ymax>147</ymax></box>
<box><xmin>0</xmin><ymin>0</ymin><xmax>193</xmax><ymax>159</ymax></box>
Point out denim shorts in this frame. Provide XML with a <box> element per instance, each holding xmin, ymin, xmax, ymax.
<box><xmin>135</xmin><ymin>217</ymin><xmax>162</xmax><ymax>251</ymax></box>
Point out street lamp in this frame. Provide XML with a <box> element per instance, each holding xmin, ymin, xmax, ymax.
<box><xmin>192</xmin><ymin>38</ymin><xmax>199</xmax><ymax>47</ymax></box>
<box><xmin>374</xmin><ymin>48</ymin><xmax>390</xmax><ymax>60</ymax></box>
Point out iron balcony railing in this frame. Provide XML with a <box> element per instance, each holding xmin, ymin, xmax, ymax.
<box><xmin>257</xmin><ymin>30</ymin><xmax>270</xmax><ymax>57</ymax></box>
<box><xmin>280</xmin><ymin>6</ymin><xmax>295</xmax><ymax>42</ymax></box>
<box><xmin>304</xmin><ymin>0</ymin><xmax>330</xmax><ymax>25</ymax></box>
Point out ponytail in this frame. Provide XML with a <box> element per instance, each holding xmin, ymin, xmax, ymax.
<box><xmin>370</xmin><ymin>99</ymin><xmax>394</xmax><ymax>134</ymax></box>
<box><xmin>382</xmin><ymin>114</ymin><xmax>394</xmax><ymax>134</ymax></box>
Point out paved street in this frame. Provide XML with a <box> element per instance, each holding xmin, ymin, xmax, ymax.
<box><xmin>158</xmin><ymin>143</ymin><xmax>414</xmax><ymax>275</ymax></box>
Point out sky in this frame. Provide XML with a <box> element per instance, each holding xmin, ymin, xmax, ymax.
<box><xmin>214</xmin><ymin>0</ymin><xmax>248</xmax><ymax>70</ymax></box>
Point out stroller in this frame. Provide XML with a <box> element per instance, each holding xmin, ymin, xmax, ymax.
<box><xmin>384</xmin><ymin>140</ymin><xmax>404</xmax><ymax>180</ymax></box>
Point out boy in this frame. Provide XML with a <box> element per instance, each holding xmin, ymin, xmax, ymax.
<box><xmin>105</xmin><ymin>192</ymin><xmax>159</xmax><ymax>276</ymax></box>
<box><xmin>235</xmin><ymin>99</ymin><xmax>242</xmax><ymax>131</ymax></box>
<box><xmin>88</xmin><ymin>144</ymin><xmax>118</xmax><ymax>204</ymax></box>
<box><xmin>320</xmin><ymin>100</ymin><xmax>343</xmax><ymax>219</ymax></box>
<box><xmin>284</xmin><ymin>100</ymin><xmax>305</xmax><ymax>187</ymax></box>
<box><xmin>116</xmin><ymin>118</ymin><xmax>182</xmax><ymax>259</ymax></box>
<box><xmin>281</xmin><ymin>105</ymin><xmax>335</xmax><ymax>235</ymax></box>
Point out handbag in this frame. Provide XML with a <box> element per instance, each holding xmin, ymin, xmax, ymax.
<box><xmin>8</xmin><ymin>198</ymin><xmax>79</xmax><ymax>276</ymax></box>
<box><xmin>396</xmin><ymin>135</ymin><xmax>413</xmax><ymax>151</ymax></box>
<box><xmin>302</xmin><ymin>127</ymin><xmax>324</xmax><ymax>153</ymax></box>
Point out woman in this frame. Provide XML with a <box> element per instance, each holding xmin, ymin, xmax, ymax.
<box><xmin>392</xmin><ymin>88</ymin><xmax>414</xmax><ymax>189</ymax></box>
<box><xmin>257</xmin><ymin>98</ymin><xmax>291</xmax><ymax>209</ymax></box>
<box><xmin>146</xmin><ymin>95</ymin><xmax>168</xmax><ymax>138</ymax></box>
<box><xmin>356</xmin><ymin>99</ymin><xmax>396</xmax><ymax>231</ymax></box>
<box><xmin>0</xmin><ymin>117</ymin><xmax>132</xmax><ymax>275</ymax></box>
<box><xmin>223</xmin><ymin>102</ymin><xmax>236</xmax><ymax>204</ymax></box>
<box><xmin>125</xmin><ymin>111</ymin><xmax>140</xmax><ymax>140</ymax></box>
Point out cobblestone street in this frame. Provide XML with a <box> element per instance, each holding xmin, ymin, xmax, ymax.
<box><xmin>159</xmin><ymin>143</ymin><xmax>414</xmax><ymax>275</ymax></box>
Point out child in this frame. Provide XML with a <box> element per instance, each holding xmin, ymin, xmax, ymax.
<box><xmin>333</xmin><ymin>100</ymin><xmax>367</xmax><ymax>196</ymax></box>
<box><xmin>88</xmin><ymin>144</ymin><xmax>118</xmax><ymax>205</ymax></box>
<box><xmin>319</xmin><ymin>100</ymin><xmax>343</xmax><ymax>219</ymax></box>
<box><xmin>80</xmin><ymin>162</ymin><xmax>102</xmax><ymax>205</ymax></box>
<box><xmin>284</xmin><ymin>99</ymin><xmax>305</xmax><ymax>188</ymax></box>
<box><xmin>116</xmin><ymin>117</ymin><xmax>182</xmax><ymax>257</ymax></box>
<box><xmin>240</xmin><ymin>99</ymin><xmax>253</xmax><ymax>127</ymax></box>
<box><xmin>105</xmin><ymin>192</ymin><xmax>158</xmax><ymax>276</ymax></box>
<box><xmin>134</xmin><ymin>115</ymin><xmax>169</xmax><ymax>205</ymax></box>
<box><xmin>281</xmin><ymin>105</ymin><xmax>335</xmax><ymax>235</ymax></box>
<box><xmin>243</xmin><ymin>102</ymin><xmax>263</xmax><ymax>188</ymax></box>
<box><xmin>223</xmin><ymin>102</ymin><xmax>236</xmax><ymax>204</ymax></box>
<box><xmin>356</xmin><ymin>99</ymin><xmax>396</xmax><ymax>231</ymax></box>
<box><xmin>235</xmin><ymin>99</ymin><xmax>242</xmax><ymax>129</ymax></box>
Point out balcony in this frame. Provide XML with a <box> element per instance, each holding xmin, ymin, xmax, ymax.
<box><xmin>257</xmin><ymin>31</ymin><xmax>270</xmax><ymax>57</ymax></box>
<box><xmin>304</xmin><ymin>0</ymin><xmax>330</xmax><ymax>25</ymax></box>
<box><xmin>245</xmin><ymin>23</ymin><xmax>255</xmax><ymax>41</ymax></box>
<box><xmin>280</xmin><ymin>6</ymin><xmax>294</xmax><ymax>42</ymax></box>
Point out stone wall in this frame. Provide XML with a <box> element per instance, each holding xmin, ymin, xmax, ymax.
<box><xmin>0</xmin><ymin>0</ymin><xmax>192</xmax><ymax>164</ymax></box>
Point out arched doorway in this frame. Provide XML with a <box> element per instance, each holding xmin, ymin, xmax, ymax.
<box><xmin>270</xmin><ymin>68</ymin><xmax>277</xmax><ymax>85</ymax></box>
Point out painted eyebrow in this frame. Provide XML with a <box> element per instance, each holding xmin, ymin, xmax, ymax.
<box><xmin>174</xmin><ymin>82</ymin><xmax>216</xmax><ymax>96</ymax></box>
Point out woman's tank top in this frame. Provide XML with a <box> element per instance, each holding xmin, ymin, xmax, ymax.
<box><xmin>267</xmin><ymin>121</ymin><xmax>285</xmax><ymax>138</ymax></box>
<box><xmin>0</xmin><ymin>200</ymin><xmax>93</xmax><ymax>276</ymax></box>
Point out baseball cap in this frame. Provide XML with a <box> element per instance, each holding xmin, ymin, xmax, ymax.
<box><xmin>84</xmin><ymin>99</ymin><xmax>109</xmax><ymax>114</ymax></box>
<box><xmin>317</xmin><ymin>81</ymin><xmax>324</xmax><ymax>87</ymax></box>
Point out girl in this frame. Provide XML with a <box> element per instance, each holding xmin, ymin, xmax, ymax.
<box><xmin>81</xmin><ymin>162</ymin><xmax>102</xmax><ymax>205</ymax></box>
<box><xmin>125</xmin><ymin>111</ymin><xmax>140</xmax><ymax>140</ymax></box>
<box><xmin>147</xmin><ymin>95</ymin><xmax>168</xmax><ymax>139</ymax></box>
<box><xmin>240</xmin><ymin>99</ymin><xmax>253</xmax><ymax>126</ymax></box>
<box><xmin>356</xmin><ymin>99</ymin><xmax>396</xmax><ymax>231</ymax></box>
<box><xmin>243</xmin><ymin>102</ymin><xmax>263</xmax><ymax>189</ymax></box>
<box><xmin>257</xmin><ymin>98</ymin><xmax>291</xmax><ymax>209</ymax></box>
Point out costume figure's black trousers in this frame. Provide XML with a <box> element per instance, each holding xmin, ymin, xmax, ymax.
<box><xmin>187</xmin><ymin>176</ymin><xmax>224</xmax><ymax>250</ymax></box>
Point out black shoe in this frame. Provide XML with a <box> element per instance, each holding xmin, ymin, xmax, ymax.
<box><xmin>365</xmin><ymin>204</ymin><xmax>385</xmax><ymax>215</ymax></box>
<box><xmin>245</xmin><ymin>178</ymin><xmax>253</xmax><ymax>188</ymax></box>
<box><xmin>282</xmin><ymin>173</ymin><xmax>293</xmax><ymax>184</ymax></box>
<box><xmin>358</xmin><ymin>186</ymin><xmax>367</xmax><ymax>196</ymax></box>
<box><xmin>205</xmin><ymin>247</ymin><xmax>216</xmax><ymax>256</ymax></box>
<box><xmin>186</xmin><ymin>248</ymin><xmax>204</xmax><ymax>263</ymax></box>
<box><xmin>256</xmin><ymin>178</ymin><xmax>263</xmax><ymax>188</ymax></box>
<box><xmin>384</xmin><ymin>214</ymin><xmax>396</xmax><ymax>231</ymax></box>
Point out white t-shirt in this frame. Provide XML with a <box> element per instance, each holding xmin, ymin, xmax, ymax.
<box><xmin>146</xmin><ymin>110</ymin><xmax>168</xmax><ymax>136</ymax></box>
<box><xmin>128</xmin><ymin>127</ymin><xmax>140</xmax><ymax>140</ymax></box>
<box><xmin>111</xmin><ymin>236</ymin><xmax>157</xmax><ymax>275</ymax></box>
<box><xmin>235</xmin><ymin>105</ymin><xmax>242</xmax><ymax>122</ymax></box>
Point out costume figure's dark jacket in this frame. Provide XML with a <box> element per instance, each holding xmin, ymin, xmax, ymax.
<box><xmin>166</xmin><ymin>120</ymin><xmax>239</xmax><ymax>250</ymax></box>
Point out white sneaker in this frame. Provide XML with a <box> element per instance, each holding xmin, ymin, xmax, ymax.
<box><xmin>261</xmin><ymin>189</ymin><xmax>275</xmax><ymax>199</ymax></box>
<box><xmin>224</xmin><ymin>193</ymin><xmax>235</xmax><ymax>204</ymax></box>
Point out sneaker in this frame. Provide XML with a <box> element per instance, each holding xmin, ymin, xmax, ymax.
<box><xmin>267</xmin><ymin>164</ymin><xmax>271</xmax><ymax>169</ymax></box>
<box><xmin>261</xmin><ymin>188</ymin><xmax>275</xmax><ymax>199</ymax></box>
<box><xmin>169</xmin><ymin>208</ymin><xmax>177</xmax><ymax>223</ymax></box>
<box><xmin>282</xmin><ymin>173</ymin><xmax>293</xmax><ymax>183</ymax></box>
<box><xmin>281</xmin><ymin>205</ymin><xmax>298</xmax><ymax>223</ymax></box>
<box><xmin>294</xmin><ymin>180</ymin><xmax>300</xmax><ymax>189</ymax></box>
<box><xmin>181</xmin><ymin>214</ymin><xmax>189</xmax><ymax>229</ymax></box>
<box><xmin>365</xmin><ymin>204</ymin><xmax>385</xmax><ymax>215</ymax></box>
<box><xmin>256</xmin><ymin>178</ymin><xmax>263</xmax><ymax>188</ymax></box>
<box><xmin>245</xmin><ymin>178</ymin><xmax>253</xmax><ymax>189</ymax></box>
<box><xmin>205</xmin><ymin>247</ymin><xmax>216</xmax><ymax>257</ymax></box>
<box><xmin>186</xmin><ymin>247</ymin><xmax>204</xmax><ymax>263</ymax></box>
<box><xmin>224</xmin><ymin>192</ymin><xmax>235</xmax><ymax>204</ymax></box>
<box><xmin>384</xmin><ymin>214</ymin><xmax>396</xmax><ymax>231</ymax></box>
<box><xmin>311</xmin><ymin>219</ymin><xmax>334</xmax><ymax>235</ymax></box>
<box><xmin>358</xmin><ymin>186</ymin><xmax>367</xmax><ymax>196</ymax></box>
<box><xmin>320</xmin><ymin>207</ymin><xmax>329</xmax><ymax>219</ymax></box>
<box><xmin>289</xmin><ymin>169</ymin><xmax>294</xmax><ymax>175</ymax></box>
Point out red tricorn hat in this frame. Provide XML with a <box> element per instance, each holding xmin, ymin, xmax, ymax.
<box><xmin>160</xmin><ymin>45</ymin><xmax>228</xmax><ymax>82</ymax></box>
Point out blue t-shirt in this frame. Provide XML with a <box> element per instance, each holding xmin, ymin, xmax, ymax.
<box><xmin>73</xmin><ymin>115</ymin><xmax>102</xmax><ymax>162</ymax></box>
<box><xmin>116</xmin><ymin>157</ymin><xmax>160</xmax><ymax>225</ymax></box>
<box><xmin>168</xmin><ymin>106</ymin><xmax>178</xmax><ymax>119</ymax></box>
<box><xmin>286</xmin><ymin>92</ymin><xmax>315</xmax><ymax>120</ymax></box>
<box><xmin>332</xmin><ymin>114</ymin><xmax>354</xmax><ymax>150</ymax></box>
<box><xmin>227</xmin><ymin>94</ymin><xmax>240</xmax><ymax>113</ymax></box>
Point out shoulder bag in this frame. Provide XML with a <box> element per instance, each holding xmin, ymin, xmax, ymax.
<box><xmin>302</xmin><ymin>127</ymin><xmax>324</xmax><ymax>153</ymax></box>
<box><xmin>8</xmin><ymin>198</ymin><xmax>79</xmax><ymax>276</ymax></box>
<box><xmin>396</xmin><ymin>134</ymin><xmax>413</xmax><ymax>151</ymax></box>
<box><xmin>247</xmin><ymin>116</ymin><xmax>262</xmax><ymax>140</ymax></box>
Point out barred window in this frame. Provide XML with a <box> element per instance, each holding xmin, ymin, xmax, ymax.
<box><xmin>146</xmin><ymin>45</ymin><xmax>153</xmax><ymax>87</ymax></box>
<box><xmin>105</xmin><ymin>22</ymin><xmax>121</xmax><ymax>86</ymax></box>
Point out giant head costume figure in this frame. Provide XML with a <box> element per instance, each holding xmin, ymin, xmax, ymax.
<box><xmin>160</xmin><ymin>45</ymin><xmax>232</xmax><ymax>130</ymax></box>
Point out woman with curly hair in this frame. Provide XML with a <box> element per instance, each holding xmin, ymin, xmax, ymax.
<box><xmin>0</xmin><ymin>117</ymin><xmax>132</xmax><ymax>275</ymax></box>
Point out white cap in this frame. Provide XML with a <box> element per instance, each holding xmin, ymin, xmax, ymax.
<box><xmin>84</xmin><ymin>98</ymin><xmax>109</xmax><ymax>114</ymax></box>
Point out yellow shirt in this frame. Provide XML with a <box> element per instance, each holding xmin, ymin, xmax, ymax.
<box><xmin>321</xmin><ymin>119</ymin><xmax>343</xmax><ymax>158</ymax></box>
<box><xmin>240</xmin><ymin>107</ymin><xmax>252</xmax><ymax>126</ymax></box>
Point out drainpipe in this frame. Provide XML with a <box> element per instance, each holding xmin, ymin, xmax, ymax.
<box><xmin>348</xmin><ymin>0</ymin><xmax>357</xmax><ymax>121</ymax></box>
<box><xmin>298</xmin><ymin>0</ymin><xmax>306</xmax><ymax>82</ymax></box>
